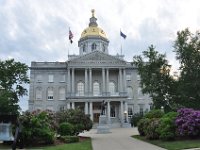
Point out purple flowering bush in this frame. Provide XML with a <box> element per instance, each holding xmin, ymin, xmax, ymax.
<box><xmin>175</xmin><ymin>108</ymin><xmax>200</xmax><ymax>137</ymax></box>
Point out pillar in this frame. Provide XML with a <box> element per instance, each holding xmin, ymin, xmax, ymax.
<box><xmin>106</xmin><ymin>68</ymin><xmax>109</xmax><ymax>93</ymax></box>
<box><xmin>120</xmin><ymin>101</ymin><xmax>124</xmax><ymax>123</ymax></box>
<box><xmin>85</xmin><ymin>102</ymin><xmax>88</xmax><ymax>114</ymax></box>
<box><xmin>89</xmin><ymin>68</ymin><xmax>92</xmax><ymax>95</ymax></box>
<box><xmin>67</xmin><ymin>102</ymin><xmax>70</xmax><ymax>109</ymax></box>
<box><xmin>72</xmin><ymin>68</ymin><xmax>75</xmax><ymax>95</ymax></box>
<box><xmin>107</xmin><ymin>101</ymin><xmax>110</xmax><ymax>124</ymax></box>
<box><xmin>123</xmin><ymin>68</ymin><xmax>127</xmax><ymax>92</ymax></box>
<box><xmin>72</xmin><ymin>102</ymin><xmax>75</xmax><ymax>109</ymax></box>
<box><xmin>67</xmin><ymin>68</ymin><xmax>71</xmax><ymax>93</ymax></box>
<box><xmin>102</xmin><ymin>68</ymin><xmax>105</xmax><ymax>93</ymax></box>
<box><xmin>125</xmin><ymin>101</ymin><xmax>128</xmax><ymax>122</ymax></box>
<box><xmin>89</xmin><ymin>102</ymin><xmax>93</xmax><ymax>121</ymax></box>
<box><xmin>85</xmin><ymin>69</ymin><xmax>88</xmax><ymax>95</ymax></box>
<box><xmin>119</xmin><ymin>68</ymin><xmax>122</xmax><ymax>93</ymax></box>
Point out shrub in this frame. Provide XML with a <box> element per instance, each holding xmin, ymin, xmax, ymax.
<box><xmin>157</xmin><ymin>112</ymin><xmax>178</xmax><ymax>140</ymax></box>
<box><xmin>131</xmin><ymin>113</ymin><xmax>143</xmax><ymax>127</ymax></box>
<box><xmin>60</xmin><ymin>136</ymin><xmax>79</xmax><ymax>143</ymax></box>
<box><xmin>58</xmin><ymin>122</ymin><xmax>74</xmax><ymax>136</ymax></box>
<box><xmin>137</xmin><ymin>118</ymin><xmax>150</xmax><ymax>136</ymax></box>
<box><xmin>144</xmin><ymin>109</ymin><xmax>164</xmax><ymax>119</ymax></box>
<box><xmin>20</xmin><ymin>110</ymin><xmax>55</xmax><ymax>145</ymax></box>
<box><xmin>145</xmin><ymin>118</ymin><xmax>160</xmax><ymax>140</ymax></box>
<box><xmin>175</xmin><ymin>108</ymin><xmax>200</xmax><ymax>137</ymax></box>
<box><xmin>56</xmin><ymin>109</ymin><xmax>93</xmax><ymax>135</ymax></box>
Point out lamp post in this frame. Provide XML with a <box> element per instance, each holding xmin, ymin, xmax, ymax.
<box><xmin>124</xmin><ymin>110</ymin><xmax>127</xmax><ymax>123</ymax></box>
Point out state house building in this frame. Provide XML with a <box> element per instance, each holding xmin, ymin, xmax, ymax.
<box><xmin>29</xmin><ymin>10</ymin><xmax>152</xmax><ymax>127</ymax></box>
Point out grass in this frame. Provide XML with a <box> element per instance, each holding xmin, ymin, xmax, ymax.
<box><xmin>0</xmin><ymin>139</ymin><xmax>92</xmax><ymax>150</ymax></box>
<box><xmin>133</xmin><ymin>135</ymin><xmax>200</xmax><ymax>150</ymax></box>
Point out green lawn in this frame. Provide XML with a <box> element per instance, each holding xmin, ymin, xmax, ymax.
<box><xmin>133</xmin><ymin>135</ymin><xmax>200</xmax><ymax>150</ymax></box>
<box><xmin>0</xmin><ymin>139</ymin><xmax>92</xmax><ymax>150</ymax></box>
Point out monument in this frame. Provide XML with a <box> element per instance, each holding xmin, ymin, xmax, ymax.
<box><xmin>97</xmin><ymin>100</ymin><xmax>110</xmax><ymax>133</ymax></box>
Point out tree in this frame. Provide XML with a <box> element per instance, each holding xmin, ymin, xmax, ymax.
<box><xmin>0</xmin><ymin>59</ymin><xmax>29</xmax><ymax>115</ymax></box>
<box><xmin>174</xmin><ymin>28</ymin><xmax>200</xmax><ymax>109</ymax></box>
<box><xmin>133</xmin><ymin>45</ymin><xmax>175</xmax><ymax>111</ymax></box>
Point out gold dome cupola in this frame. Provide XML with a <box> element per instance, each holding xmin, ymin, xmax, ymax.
<box><xmin>78</xmin><ymin>9</ymin><xmax>109</xmax><ymax>55</ymax></box>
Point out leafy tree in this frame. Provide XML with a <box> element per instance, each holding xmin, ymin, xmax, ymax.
<box><xmin>0</xmin><ymin>59</ymin><xmax>29</xmax><ymax>115</ymax></box>
<box><xmin>133</xmin><ymin>45</ymin><xmax>175</xmax><ymax>111</ymax></box>
<box><xmin>174</xmin><ymin>28</ymin><xmax>200</xmax><ymax>109</ymax></box>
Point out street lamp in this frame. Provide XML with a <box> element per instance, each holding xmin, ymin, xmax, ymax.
<box><xmin>124</xmin><ymin>110</ymin><xmax>127</xmax><ymax>123</ymax></box>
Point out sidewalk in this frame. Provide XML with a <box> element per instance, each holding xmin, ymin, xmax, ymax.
<box><xmin>80</xmin><ymin>127</ymin><xmax>166</xmax><ymax>150</ymax></box>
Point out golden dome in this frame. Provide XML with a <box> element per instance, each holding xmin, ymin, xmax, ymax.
<box><xmin>80</xmin><ymin>9</ymin><xmax>108</xmax><ymax>40</ymax></box>
<box><xmin>81</xmin><ymin>26</ymin><xmax>107</xmax><ymax>39</ymax></box>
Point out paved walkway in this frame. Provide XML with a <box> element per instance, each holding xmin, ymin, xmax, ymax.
<box><xmin>79</xmin><ymin>127</ymin><xmax>166</xmax><ymax>150</ymax></box>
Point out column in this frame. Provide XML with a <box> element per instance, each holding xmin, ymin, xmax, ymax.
<box><xmin>106</xmin><ymin>68</ymin><xmax>109</xmax><ymax>94</ymax></box>
<box><xmin>123</xmin><ymin>68</ymin><xmax>127</xmax><ymax>92</ymax></box>
<box><xmin>107</xmin><ymin>101</ymin><xmax>111</xmax><ymax>124</ymax></box>
<box><xmin>67</xmin><ymin>68</ymin><xmax>71</xmax><ymax>93</ymax></box>
<box><xmin>125</xmin><ymin>101</ymin><xmax>128</xmax><ymax>123</ymax></box>
<box><xmin>119</xmin><ymin>68</ymin><xmax>122</xmax><ymax>93</ymax></box>
<box><xmin>85</xmin><ymin>102</ymin><xmax>88</xmax><ymax>114</ymax></box>
<box><xmin>72</xmin><ymin>102</ymin><xmax>75</xmax><ymax>109</ymax></box>
<box><xmin>120</xmin><ymin>101</ymin><xmax>124</xmax><ymax>123</ymax></box>
<box><xmin>89</xmin><ymin>102</ymin><xmax>93</xmax><ymax>121</ymax></box>
<box><xmin>72</xmin><ymin>68</ymin><xmax>75</xmax><ymax>95</ymax></box>
<box><xmin>85</xmin><ymin>69</ymin><xmax>88</xmax><ymax>96</ymax></box>
<box><xmin>67</xmin><ymin>102</ymin><xmax>70</xmax><ymax>109</ymax></box>
<box><xmin>102</xmin><ymin>68</ymin><xmax>105</xmax><ymax>94</ymax></box>
<box><xmin>89</xmin><ymin>68</ymin><xmax>92</xmax><ymax>95</ymax></box>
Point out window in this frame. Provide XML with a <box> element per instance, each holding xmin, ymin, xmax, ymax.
<box><xmin>110</xmin><ymin>105</ymin><xmax>116</xmax><ymax>117</ymax></box>
<box><xmin>77</xmin><ymin>82</ymin><xmax>84</xmax><ymax>96</ymax></box>
<box><xmin>59</xmin><ymin>106</ymin><xmax>65</xmax><ymax>111</ymax></box>
<box><xmin>128</xmin><ymin>106</ymin><xmax>133</xmax><ymax>117</ymax></box>
<box><xmin>36</xmin><ymin>75</ymin><xmax>42</xmax><ymax>82</ymax></box>
<box><xmin>48</xmin><ymin>75</ymin><xmax>54</xmax><ymax>82</ymax></box>
<box><xmin>47</xmin><ymin>87</ymin><xmax>54</xmax><ymax>100</ymax></box>
<box><xmin>91</xmin><ymin>43</ymin><xmax>97</xmax><ymax>51</ymax></box>
<box><xmin>59</xmin><ymin>87</ymin><xmax>65</xmax><ymax>100</ymax></box>
<box><xmin>60</xmin><ymin>74</ymin><xmax>65</xmax><ymax>82</ymax></box>
<box><xmin>93</xmin><ymin>81</ymin><xmax>100</xmax><ymax>96</ymax></box>
<box><xmin>109</xmin><ymin>81</ymin><xmax>116</xmax><ymax>95</ymax></box>
<box><xmin>36</xmin><ymin>87</ymin><xmax>42</xmax><ymax>100</ymax></box>
<box><xmin>83</xmin><ymin>44</ymin><xmax>86</xmax><ymax>52</ymax></box>
<box><xmin>127</xmin><ymin>87</ymin><xmax>133</xmax><ymax>98</ymax></box>
<box><xmin>126</xmin><ymin>74</ymin><xmax>131</xmax><ymax>81</ymax></box>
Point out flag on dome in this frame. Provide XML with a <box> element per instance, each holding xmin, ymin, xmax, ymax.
<box><xmin>69</xmin><ymin>28</ymin><xmax>73</xmax><ymax>44</ymax></box>
<box><xmin>120</xmin><ymin>30</ymin><xmax>127</xmax><ymax>39</ymax></box>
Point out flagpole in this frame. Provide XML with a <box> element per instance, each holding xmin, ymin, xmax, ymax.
<box><xmin>120</xmin><ymin>29</ymin><xmax>122</xmax><ymax>56</ymax></box>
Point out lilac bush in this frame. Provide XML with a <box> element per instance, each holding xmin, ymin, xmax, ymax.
<box><xmin>175</xmin><ymin>108</ymin><xmax>200</xmax><ymax>137</ymax></box>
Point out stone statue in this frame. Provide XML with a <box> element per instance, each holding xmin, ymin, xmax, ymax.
<box><xmin>101</xmin><ymin>100</ymin><xmax>107</xmax><ymax>115</ymax></box>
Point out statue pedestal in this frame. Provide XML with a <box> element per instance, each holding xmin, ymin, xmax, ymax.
<box><xmin>97</xmin><ymin>115</ymin><xmax>110</xmax><ymax>134</ymax></box>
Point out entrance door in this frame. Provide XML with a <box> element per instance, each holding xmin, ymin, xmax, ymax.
<box><xmin>93</xmin><ymin>113</ymin><xmax>100</xmax><ymax>123</ymax></box>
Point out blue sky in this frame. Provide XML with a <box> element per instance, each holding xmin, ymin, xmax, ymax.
<box><xmin>0</xmin><ymin>0</ymin><xmax>200</xmax><ymax>111</ymax></box>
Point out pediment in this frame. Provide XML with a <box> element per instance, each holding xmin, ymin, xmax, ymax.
<box><xmin>68</xmin><ymin>51</ymin><xmax>127</xmax><ymax>67</ymax></box>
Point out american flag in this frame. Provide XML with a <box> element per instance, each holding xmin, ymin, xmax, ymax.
<box><xmin>69</xmin><ymin>29</ymin><xmax>73</xmax><ymax>44</ymax></box>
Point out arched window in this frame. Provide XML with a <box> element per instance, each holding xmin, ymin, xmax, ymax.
<box><xmin>77</xmin><ymin>82</ymin><xmax>84</xmax><ymax>96</ymax></box>
<box><xmin>93</xmin><ymin>81</ymin><xmax>100</xmax><ymax>96</ymax></box>
<box><xmin>127</xmin><ymin>87</ymin><xmax>133</xmax><ymax>98</ymax></box>
<box><xmin>109</xmin><ymin>81</ymin><xmax>116</xmax><ymax>95</ymax></box>
<box><xmin>91</xmin><ymin>43</ymin><xmax>97</xmax><ymax>51</ymax></box>
<box><xmin>36</xmin><ymin>87</ymin><xmax>42</xmax><ymax>100</ymax></box>
<box><xmin>47</xmin><ymin>87</ymin><xmax>54</xmax><ymax>100</ymax></box>
<box><xmin>59</xmin><ymin>87</ymin><xmax>65</xmax><ymax>100</ymax></box>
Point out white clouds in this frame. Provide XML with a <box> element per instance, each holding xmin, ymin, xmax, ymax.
<box><xmin>0</xmin><ymin>0</ymin><xmax>200</xmax><ymax>110</ymax></box>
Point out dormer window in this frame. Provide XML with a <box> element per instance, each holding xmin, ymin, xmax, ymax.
<box><xmin>91</xmin><ymin>43</ymin><xmax>97</xmax><ymax>51</ymax></box>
